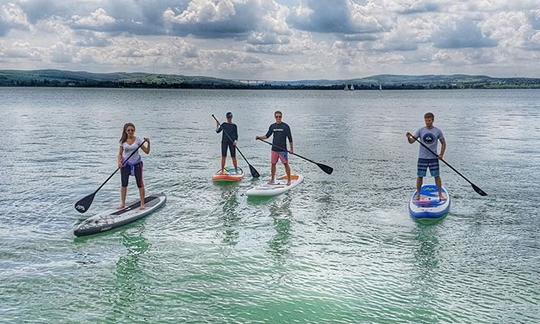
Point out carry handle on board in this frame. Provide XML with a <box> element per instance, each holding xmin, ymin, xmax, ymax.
<box><xmin>74</xmin><ymin>139</ymin><xmax>148</xmax><ymax>213</ymax></box>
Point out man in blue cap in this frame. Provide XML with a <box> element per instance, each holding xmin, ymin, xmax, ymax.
<box><xmin>215</xmin><ymin>112</ymin><xmax>238</xmax><ymax>174</ymax></box>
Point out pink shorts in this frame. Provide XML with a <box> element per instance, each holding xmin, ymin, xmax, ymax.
<box><xmin>271</xmin><ymin>151</ymin><xmax>288</xmax><ymax>164</ymax></box>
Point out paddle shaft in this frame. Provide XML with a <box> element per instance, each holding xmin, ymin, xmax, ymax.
<box><xmin>411</xmin><ymin>135</ymin><xmax>476</xmax><ymax>187</ymax></box>
<box><xmin>258</xmin><ymin>139</ymin><xmax>316</xmax><ymax>165</ymax></box>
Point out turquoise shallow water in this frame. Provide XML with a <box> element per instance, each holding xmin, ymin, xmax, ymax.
<box><xmin>0</xmin><ymin>88</ymin><xmax>539</xmax><ymax>323</ymax></box>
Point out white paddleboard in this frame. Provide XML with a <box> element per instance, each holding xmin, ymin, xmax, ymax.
<box><xmin>246</xmin><ymin>174</ymin><xmax>303</xmax><ymax>197</ymax></box>
<box><xmin>74</xmin><ymin>193</ymin><xmax>166</xmax><ymax>236</ymax></box>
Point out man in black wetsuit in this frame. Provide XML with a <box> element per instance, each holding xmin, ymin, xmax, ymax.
<box><xmin>215</xmin><ymin>112</ymin><xmax>238</xmax><ymax>174</ymax></box>
<box><xmin>256</xmin><ymin>111</ymin><xmax>294</xmax><ymax>185</ymax></box>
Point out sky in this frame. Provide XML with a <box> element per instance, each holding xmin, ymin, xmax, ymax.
<box><xmin>0</xmin><ymin>0</ymin><xmax>539</xmax><ymax>80</ymax></box>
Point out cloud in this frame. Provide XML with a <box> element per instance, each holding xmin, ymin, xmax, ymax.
<box><xmin>163</xmin><ymin>0</ymin><xmax>261</xmax><ymax>38</ymax></box>
<box><xmin>0</xmin><ymin>3</ymin><xmax>30</xmax><ymax>36</ymax></box>
<box><xmin>18</xmin><ymin>0</ymin><xmax>63</xmax><ymax>24</ymax></box>
<box><xmin>75</xmin><ymin>31</ymin><xmax>112</xmax><ymax>47</ymax></box>
<box><xmin>399</xmin><ymin>1</ymin><xmax>440</xmax><ymax>15</ymax></box>
<box><xmin>433</xmin><ymin>19</ymin><xmax>498</xmax><ymax>49</ymax></box>
<box><xmin>341</xmin><ymin>33</ymin><xmax>378</xmax><ymax>41</ymax></box>
<box><xmin>288</xmin><ymin>0</ymin><xmax>383</xmax><ymax>36</ymax></box>
<box><xmin>431</xmin><ymin>48</ymin><xmax>498</xmax><ymax>66</ymax></box>
<box><xmin>530</xmin><ymin>9</ymin><xmax>540</xmax><ymax>30</ymax></box>
<box><xmin>72</xmin><ymin>8</ymin><xmax>116</xmax><ymax>28</ymax></box>
<box><xmin>247</xmin><ymin>32</ymin><xmax>289</xmax><ymax>45</ymax></box>
<box><xmin>50</xmin><ymin>42</ymin><xmax>74</xmax><ymax>63</ymax></box>
<box><xmin>0</xmin><ymin>41</ymin><xmax>40</xmax><ymax>59</ymax></box>
<box><xmin>1</xmin><ymin>0</ymin><xmax>540</xmax><ymax>78</ymax></box>
<box><xmin>522</xmin><ymin>32</ymin><xmax>540</xmax><ymax>51</ymax></box>
<box><xmin>366</xmin><ymin>17</ymin><xmax>434</xmax><ymax>52</ymax></box>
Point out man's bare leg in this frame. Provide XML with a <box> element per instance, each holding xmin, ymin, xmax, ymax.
<box><xmin>284</xmin><ymin>163</ymin><xmax>291</xmax><ymax>185</ymax></box>
<box><xmin>416</xmin><ymin>177</ymin><xmax>423</xmax><ymax>200</ymax></box>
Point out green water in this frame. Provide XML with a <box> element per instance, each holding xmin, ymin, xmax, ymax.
<box><xmin>0</xmin><ymin>88</ymin><xmax>539</xmax><ymax>323</ymax></box>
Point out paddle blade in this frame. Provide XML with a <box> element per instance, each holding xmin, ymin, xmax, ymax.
<box><xmin>74</xmin><ymin>193</ymin><xmax>95</xmax><ymax>213</ymax></box>
<box><xmin>249</xmin><ymin>164</ymin><xmax>260</xmax><ymax>178</ymax></box>
<box><xmin>317</xmin><ymin>163</ymin><xmax>333</xmax><ymax>175</ymax></box>
<box><xmin>472</xmin><ymin>184</ymin><xmax>487</xmax><ymax>196</ymax></box>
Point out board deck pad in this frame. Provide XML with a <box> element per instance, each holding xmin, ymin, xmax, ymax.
<box><xmin>110</xmin><ymin>196</ymin><xmax>159</xmax><ymax>215</ymax></box>
<box><xmin>221</xmin><ymin>167</ymin><xmax>242</xmax><ymax>175</ymax></box>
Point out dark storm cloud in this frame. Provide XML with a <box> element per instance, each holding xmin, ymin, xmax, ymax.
<box><xmin>433</xmin><ymin>19</ymin><xmax>497</xmax><ymax>49</ymax></box>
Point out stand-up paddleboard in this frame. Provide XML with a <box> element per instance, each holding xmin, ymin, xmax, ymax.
<box><xmin>212</xmin><ymin>167</ymin><xmax>244</xmax><ymax>182</ymax></box>
<box><xmin>74</xmin><ymin>193</ymin><xmax>166</xmax><ymax>236</ymax></box>
<box><xmin>247</xmin><ymin>174</ymin><xmax>303</xmax><ymax>197</ymax></box>
<box><xmin>409</xmin><ymin>185</ymin><xmax>450</xmax><ymax>221</ymax></box>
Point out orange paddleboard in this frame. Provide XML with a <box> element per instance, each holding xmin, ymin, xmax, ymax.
<box><xmin>212</xmin><ymin>167</ymin><xmax>244</xmax><ymax>182</ymax></box>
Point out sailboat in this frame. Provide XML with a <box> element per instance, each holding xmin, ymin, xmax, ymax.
<box><xmin>379</xmin><ymin>83</ymin><xmax>382</xmax><ymax>91</ymax></box>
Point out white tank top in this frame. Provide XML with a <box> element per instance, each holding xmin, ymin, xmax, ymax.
<box><xmin>121</xmin><ymin>137</ymin><xmax>143</xmax><ymax>164</ymax></box>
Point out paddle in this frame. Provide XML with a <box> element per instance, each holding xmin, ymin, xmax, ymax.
<box><xmin>257</xmin><ymin>139</ymin><xmax>333</xmax><ymax>175</ymax></box>
<box><xmin>74</xmin><ymin>139</ymin><xmax>148</xmax><ymax>213</ymax></box>
<box><xmin>212</xmin><ymin>114</ymin><xmax>260</xmax><ymax>178</ymax></box>
<box><xmin>409</xmin><ymin>134</ymin><xmax>487</xmax><ymax>196</ymax></box>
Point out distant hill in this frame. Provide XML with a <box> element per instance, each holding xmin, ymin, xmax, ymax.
<box><xmin>0</xmin><ymin>69</ymin><xmax>245</xmax><ymax>88</ymax></box>
<box><xmin>0</xmin><ymin>69</ymin><xmax>539</xmax><ymax>89</ymax></box>
<box><xmin>268</xmin><ymin>74</ymin><xmax>540</xmax><ymax>89</ymax></box>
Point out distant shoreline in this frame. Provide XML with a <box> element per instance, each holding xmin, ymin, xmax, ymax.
<box><xmin>2</xmin><ymin>84</ymin><xmax>539</xmax><ymax>90</ymax></box>
<box><xmin>1</xmin><ymin>69</ymin><xmax>539</xmax><ymax>90</ymax></box>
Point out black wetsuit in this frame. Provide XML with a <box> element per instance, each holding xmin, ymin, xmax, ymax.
<box><xmin>217</xmin><ymin>122</ymin><xmax>238</xmax><ymax>157</ymax></box>
<box><xmin>265</xmin><ymin>122</ymin><xmax>292</xmax><ymax>151</ymax></box>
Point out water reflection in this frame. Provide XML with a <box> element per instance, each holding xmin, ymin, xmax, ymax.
<box><xmin>411</xmin><ymin>224</ymin><xmax>441</xmax><ymax>305</ymax></box>
<box><xmin>219</xmin><ymin>185</ymin><xmax>240</xmax><ymax>246</ymax></box>
<box><xmin>413</xmin><ymin>225</ymin><xmax>440</xmax><ymax>273</ymax></box>
<box><xmin>110</xmin><ymin>227</ymin><xmax>151</xmax><ymax>318</ymax></box>
<box><xmin>267</xmin><ymin>196</ymin><xmax>293</xmax><ymax>262</ymax></box>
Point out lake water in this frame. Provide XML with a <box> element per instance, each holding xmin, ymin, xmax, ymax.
<box><xmin>0</xmin><ymin>88</ymin><xmax>539</xmax><ymax>323</ymax></box>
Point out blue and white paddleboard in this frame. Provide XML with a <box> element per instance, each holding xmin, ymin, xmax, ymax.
<box><xmin>408</xmin><ymin>185</ymin><xmax>450</xmax><ymax>221</ymax></box>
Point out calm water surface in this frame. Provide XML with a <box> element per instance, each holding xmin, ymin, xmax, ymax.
<box><xmin>0</xmin><ymin>88</ymin><xmax>539</xmax><ymax>323</ymax></box>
